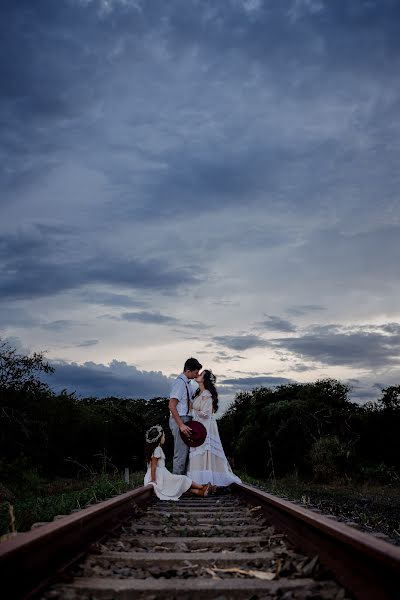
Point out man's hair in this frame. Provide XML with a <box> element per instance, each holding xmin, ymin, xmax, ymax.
<box><xmin>184</xmin><ymin>357</ymin><xmax>202</xmax><ymax>371</ymax></box>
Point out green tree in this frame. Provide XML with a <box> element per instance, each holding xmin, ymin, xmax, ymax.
<box><xmin>219</xmin><ymin>379</ymin><xmax>360</xmax><ymax>479</ymax></box>
<box><xmin>0</xmin><ymin>338</ymin><xmax>54</xmax><ymax>393</ymax></box>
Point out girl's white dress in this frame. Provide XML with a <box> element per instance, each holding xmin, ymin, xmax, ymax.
<box><xmin>187</xmin><ymin>390</ymin><xmax>241</xmax><ymax>486</ymax></box>
<box><xmin>144</xmin><ymin>446</ymin><xmax>192</xmax><ymax>501</ymax></box>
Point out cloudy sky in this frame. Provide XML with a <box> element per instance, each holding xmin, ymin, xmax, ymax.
<box><xmin>1</xmin><ymin>0</ymin><xmax>400</xmax><ymax>410</ymax></box>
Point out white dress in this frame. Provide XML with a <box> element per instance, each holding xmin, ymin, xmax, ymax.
<box><xmin>144</xmin><ymin>446</ymin><xmax>192</xmax><ymax>501</ymax></box>
<box><xmin>187</xmin><ymin>391</ymin><xmax>241</xmax><ymax>486</ymax></box>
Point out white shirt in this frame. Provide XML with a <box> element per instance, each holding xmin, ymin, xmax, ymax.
<box><xmin>170</xmin><ymin>374</ymin><xmax>195</xmax><ymax>417</ymax></box>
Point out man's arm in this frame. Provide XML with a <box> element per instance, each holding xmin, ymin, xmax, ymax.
<box><xmin>169</xmin><ymin>397</ymin><xmax>192</xmax><ymax>437</ymax></box>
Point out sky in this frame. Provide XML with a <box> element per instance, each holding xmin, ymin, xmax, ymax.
<box><xmin>1</xmin><ymin>0</ymin><xmax>400</xmax><ymax>412</ymax></box>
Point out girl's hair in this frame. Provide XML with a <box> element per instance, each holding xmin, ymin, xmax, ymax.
<box><xmin>144</xmin><ymin>440</ymin><xmax>160</xmax><ymax>465</ymax></box>
<box><xmin>194</xmin><ymin>369</ymin><xmax>219</xmax><ymax>412</ymax></box>
<box><xmin>144</xmin><ymin>425</ymin><xmax>163</xmax><ymax>465</ymax></box>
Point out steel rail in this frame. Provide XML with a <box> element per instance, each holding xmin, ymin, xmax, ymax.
<box><xmin>233</xmin><ymin>481</ymin><xmax>400</xmax><ymax>600</ymax></box>
<box><xmin>0</xmin><ymin>484</ymin><xmax>153</xmax><ymax>600</ymax></box>
<box><xmin>1</xmin><ymin>482</ymin><xmax>400</xmax><ymax>599</ymax></box>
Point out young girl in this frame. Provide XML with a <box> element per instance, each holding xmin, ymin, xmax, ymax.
<box><xmin>144</xmin><ymin>425</ymin><xmax>210</xmax><ymax>500</ymax></box>
<box><xmin>188</xmin><ymin>370</ymin><xmax>241</xmax><ymax>486</ymax></box>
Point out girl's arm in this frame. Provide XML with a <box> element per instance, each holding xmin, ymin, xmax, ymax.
<box><xmin>150</xmin><ymin>456</ymin><xmax>158</xmax><ymax>482</ymax></box>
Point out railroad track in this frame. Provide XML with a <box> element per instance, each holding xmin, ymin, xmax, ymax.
<box><xmin>1</xmin><ymin>482</ymin><xmax>399</xmax><ymax>599</ymax></box>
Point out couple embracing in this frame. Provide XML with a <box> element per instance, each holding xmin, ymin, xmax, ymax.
<box><xmin>144</xmin><ymin>357</ymin><xmax>240</xmax><ymax>500</ymax></box>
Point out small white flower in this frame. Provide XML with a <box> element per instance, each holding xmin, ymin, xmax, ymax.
<box><xmin>145</xmin><ymin>424</ymin><xmax>163</xmax><ymax>444</ymax></box>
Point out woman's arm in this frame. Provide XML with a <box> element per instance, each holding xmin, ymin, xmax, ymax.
<box><xmin>194</xmin><ymin>395</ymin><xmax>213</xmax><ymax>419</ymax></box>
<box><xmin>150</xmin><ymin>456</ymin><xmax>158</xmax><ymax>482</ymax></box>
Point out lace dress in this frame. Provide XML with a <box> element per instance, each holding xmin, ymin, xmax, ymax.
<box><xmin>144</xmin><ymin>446</ymin><xmax>192</xmax><ymax>501</ymax></box>
<box><xmin>187</xmin><ymin>391</ymin><xmax>241</xmax><ymax>486</ymax></box>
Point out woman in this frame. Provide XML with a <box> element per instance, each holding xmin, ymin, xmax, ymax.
<box><xmin>187</xmin><ymin>370</ymin><xmax>241</xmax><ymax>486</ymax></box>
<box><xmin>144</xmin><ymin>425</ymin><xmax>210</xmax><ymax>500</ymax></box>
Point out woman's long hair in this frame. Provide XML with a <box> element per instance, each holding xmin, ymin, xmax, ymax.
<box><xmin>194</xmin><ymin>369</ymin><xmax>219</xmax><ymax>413</ymax></box>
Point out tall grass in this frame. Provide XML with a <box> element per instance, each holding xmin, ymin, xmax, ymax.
<box><xmin>0</xmin><ymin>471</ymin><xmax>144</xmax><ymax>536</ymax></box>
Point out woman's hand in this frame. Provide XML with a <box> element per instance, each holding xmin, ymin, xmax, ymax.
<box><xmin>197</xmin><ymin>410</ymin><xmax>209</xmax><ymax>419</ymax></box>
<box><xmin>193</xmin><ymin>408</ymin><xmax>210</xmax><ymax>419</ymax></box>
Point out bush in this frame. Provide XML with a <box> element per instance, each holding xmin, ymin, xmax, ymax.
<box><xmin>358</xmin><ymin>463</ymin><xmax>400</xmax><ymax>485</ymax></box>
<box><xmin>309</xmin><ymin>436</ymin><xmax>349</xmax><ymax>482</ymax></box>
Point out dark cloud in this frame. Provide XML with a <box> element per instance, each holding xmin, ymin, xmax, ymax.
<box><xmin>139</xmin><ymin>147</ymin><xmax>286</xmax><ymax>217</ymax></box>
<box><xmin>0</xmin><ymin>307</ymin><xmax>37</xmax><ymax>328</ymax></box>
<box><xmin>290</xmin><ymin>363</ymin><xmax>315</xmax><ymax>373</ymax></box>
<box><xmin>295</xmin><ymin>226</ymin><xmax>400</xmax><ymax>289</ymax></box>
<box><xmin>0</xmin><ymin>227</ymin><xmax>202</xmax><ymax>300</ymax></box>
<box><xmin>43</xmin><ymin>358</ymin><xmax>173</xmax><ymax>399</ymax></box>
<box><xmin>345</xmin><ymin>379</ymin><xmax>388</xmax><ymax>402</ymax></box>
<box><xmin>213</xmin><ymin>335</ymin><xmax>270</xmax><ymax>351</ymax></box>
<box><xmin>221</xmin><ymin>376</ymin><xmax>293</xmax><ymax>387</ymax></box>
<box><xmin>42</xmin><ymin>320</ymin><xmax>78</xmax><ymax>331</ymax></box>
<box><xmin>213</xmin><ymin>351</ymin><xmax>247</xmax><ymax>363</ymax></box>
<box><xmin>3</xmin><ymin>0</ymin><xmax>399</xmax><ymax>213</ymax></box>
<box><xmin>121</xmin><ymin>311</ymin><xmax>178</xmax><ymax>325</ymax></box>
<box><xmin>379</xmin><ymin>323</ymin><xmax>400</xmax><ymax>335</ymax></box>
<box><xmin>213</xmin><ymin>322</ymin><xmax>400</xmax><ymax>372</ymax></box>
<box><xmin>79</xmin><ymin>291</ymin><xmax>147</xmax><ymax>308</ymax></box>
<box><xmin>269</xmin><ymin>324</ymin><xmax>400</xmax><ymax>369</ymax></box>
<box><xmin>121</xmin><ymin>312</ymin><xmax>210</xmax><ymax>331</ymax></box>
<box><xmin>169</xmin><ymin>331</ymin><xmax>204</xmax><ymax>340</ymax></box>
<box><xmin>258</xmin><ymin>315</ymin><xmax>297</xmax><ymax>332</ymax></box>
<box><xmin>76</xmin><ymin>339</ymin><xmax>99</xmax><ymax>347</ymax></box>
<box><xmin>0</xmin><ymin>225</ymin><xmax>70</xmax><ymax>260</ymax></box>
<box><xmin>286</xmin><ymin>305</ymin><xmax>326</xmax><ymax>317</ymax></box>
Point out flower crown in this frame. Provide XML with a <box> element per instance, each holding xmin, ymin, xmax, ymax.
<box><xmin>205</xmin><ymin>370</ymin><xmax>216</xmax><ymax>385</ymax></box>
<box><xmin>145</xmin><ymin>424</ymin><xmax>164</xmax><ymax>444</ymax></box>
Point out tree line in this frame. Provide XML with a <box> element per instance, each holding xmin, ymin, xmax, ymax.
<box><xmin>0</xmin><ymin>339</ymin><xmax>173</xmax><ymax>488</ymax></box>
<box><xmin>218</xmin><ymin>379</ymin><xmax>400</xmax><ymax>483</ymax></box>
<box><xmin>1</xmin><ymin>339</ymin><xmax>399</xmax><ymax>492</ymax></box>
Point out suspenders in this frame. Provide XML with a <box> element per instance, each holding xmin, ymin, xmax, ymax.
<box><xmin>178</xmin><ymin>376</ymin><xmax>192</xmax><ymax>415</ymax></box>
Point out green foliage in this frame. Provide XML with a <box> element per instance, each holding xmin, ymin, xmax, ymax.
<box><xmin>0</xmin><ymin>338</ymin><xmax>171</xmax><ymax>485</ymax></box>
<box><xmin>309</xmin><ymin>436</ymin><xmax>350</xmax><ymax>482</ymax></box>
<box><xmin>358</xmin><ymin>462</ymin><xmax>400</xmax><ymax>485</ymax></box>
<box><xmin>238</xmin><ymin>472</ymin><xmax>400</xmax><ymax>540</ymax></box>
<box><xmin>0</xmin><ymin>339</ymin><xmax>54</xmax><ymax>393</ymax></box>
<box><xmin>219</xmin><ymin>379</ymin><xmax>400</xmax><ymax>482</ymax></box>
<box><xmin>379</xmin><ymin>385</ymin><xmax>400</xmax><ymax>410</ymax></box>
<box><xmin>0</xmin><ymin>474</ymin><xmax>136</xmax><ymax>535</ymax></box>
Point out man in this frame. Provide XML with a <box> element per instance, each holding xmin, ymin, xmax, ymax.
<box><xmin>168</xmin><ymin>357</ymin><xmax>202</xmax><ymax>474</ymax></box>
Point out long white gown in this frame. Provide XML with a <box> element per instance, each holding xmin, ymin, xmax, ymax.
<box><xmin>187</xmin><ymin>390</ymin><xmax>241</xmax><ymax>486</ymax></box>
<box><xmin>144</xmin><ymin>446</ymin><xmax>192</xmax><ymax>501</ymax></box>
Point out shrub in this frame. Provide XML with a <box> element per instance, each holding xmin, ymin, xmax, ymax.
<box><xmin>310</xmin><ymin>436</ymin><xmax>349</xmax><ymax>482</ymax></box>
